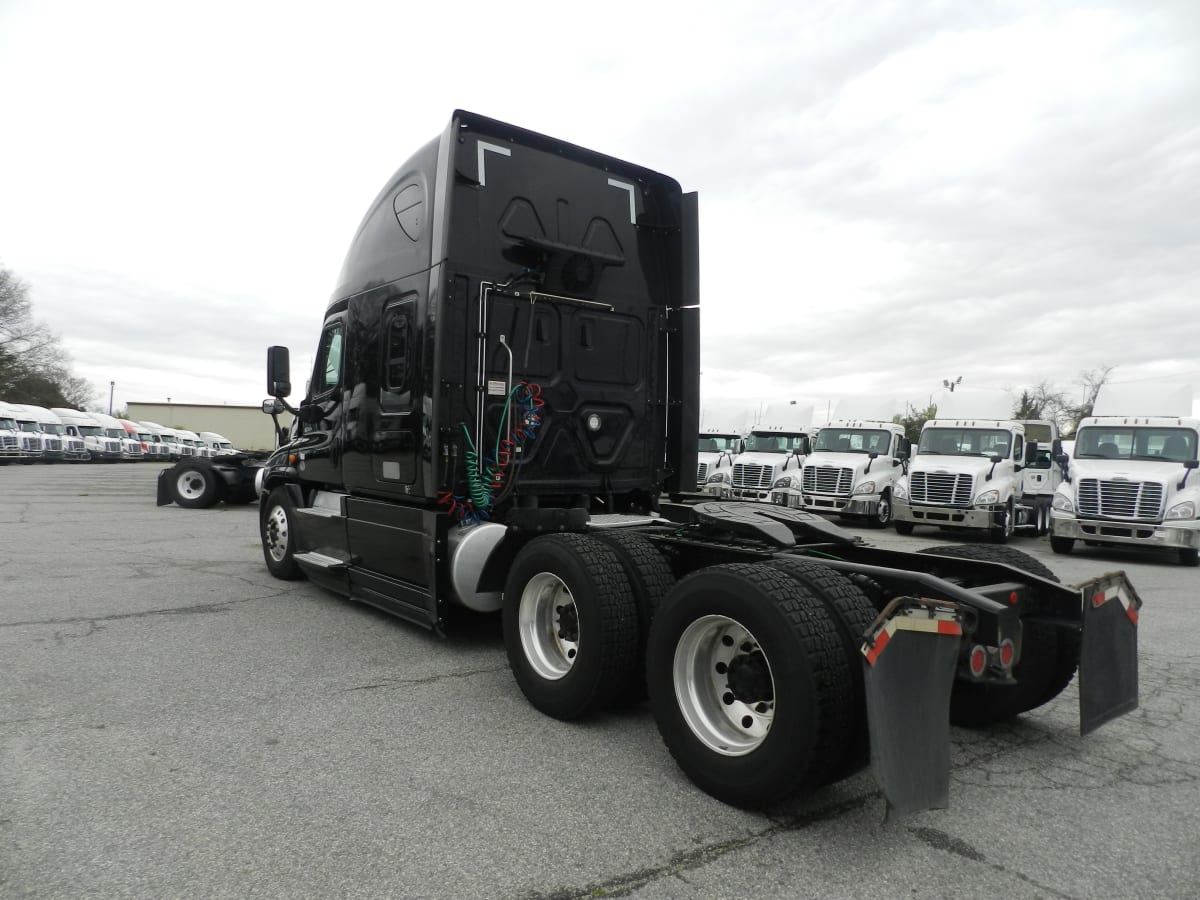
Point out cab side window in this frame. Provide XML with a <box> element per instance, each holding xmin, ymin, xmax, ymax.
<box><xmin>312</xmin><ymin>322</ymin><xmax>344</xmax><ymax>397</ymax></box>
<box><xmin>1014</xmin><ymin>434</ymin><xmax>1024</xmax><ymax>462</ymax></box>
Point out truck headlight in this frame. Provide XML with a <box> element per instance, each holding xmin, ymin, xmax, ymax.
<box><xmin>853</xmin><ymin>480</ymin><xmax>876</xmax><ymax>495</ymax></box>
<box><xmin>975</xmin><ymin>489</ymin><xmax>1000</xmax><ymax>506</ymax></box>
<box><xmin>772</xmin><ymin>476</ymin><xmax>792</xmax><ymax>489</ymax></box>
<box><xmin>707</xmin><ymin>471</ymin><xmax>730</xmax><ymax>485</ymax></box>
<box><xmin>892</xmin><ymin>480</ymin><xmax>908</xmax><ymax>501</ymax></box>
<box><xmin>1166</xmin><ymin>500</ymin><xmax>1196</xmax><ymax>520</ymax></box>
<box><xmin>1052</xmin><ymin>494</ymin><xmax>1074</xmax><ymax>513</ymax></box>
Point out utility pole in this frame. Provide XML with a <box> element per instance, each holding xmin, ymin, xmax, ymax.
<box><xmin>108</xmin><ymin>381</ymin><xmax>115</xmax><ymax>415</ymax></box>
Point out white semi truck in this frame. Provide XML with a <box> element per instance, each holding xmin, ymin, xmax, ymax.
<box><xmin>0</xmin><ymin>404</ymin><xmax>26</xmax><ymax>463</ymax></box>
<box><xmin>892</xmin><ymin>390</ymin><xmax>1056</xmax><ymax>543</ymax></box>
<box><xmin>695</xmin><ymin>428</ymin><xmax>741</xmax><ymax>488</ymax></box>
<box><xmin>705</xmin><ymin>404</ymin><xmax>816</xmax><ymax>502</ymax></box>
<box><xmin>1050</xmin><ymin>383</ymin><xmax>1199</xmax><ymax>566</ymax></box>
<box><xmin>0</xmin><ymin>401</ymin><xmax>44</xmax><ymax>461</ymax></box>
<box><xmin>53</xmin><ymin>408</ymin><xmax>124</xmax><ymax>462</ymax></box>
<box><xmin>774</xmin><ymin>416</ymin><xmax>909</xmax><ymax>527</ymax></box>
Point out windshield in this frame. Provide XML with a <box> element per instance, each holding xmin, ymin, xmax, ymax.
<box><xmin>19</xmin><ymin>422</ymin><xmax>39</xmax><ymax>432</ymax></box>
<box><xmin>138</xmin><ymin>433</ymin><xmax>153</xmax><ymax>441</ymax></box>
<box><xmin>919</xmin><ymin>427</ymin><xmax>1011</xmax><ymax>457</ymax></box>
<box><xmin>1075</xmin><ymin>426</ymin><xmax>1197</xmax><ymax>462</ymax></box>
<box><xmin>1023</xmin><ymin>423</ymin><xmax>1054</xmax><ymax>443</ymax></box>
<box><xmin>79</xmin><ymin>425</ymin><xmax>102</xmax><ymax>436</ymax></box>
<box><xmin>0</xmin><ymin>417</ymin><xmax>16</xmax><ymax>430</ymax></box>
<box><xmin>813</xmin><ymin>428</ymin><xmax>891</xmax><ymax>454</ymax></box>
<box><xmin>743</xmin><ymin>432</ymin><xmax>807</xmax><ymax>454</ymax></box>
<box><xmin>697</xmin><ymin>435</ymin><xmax>739</xmax><ymax>453</ymax></box>
<box><xmin>105</xmin><ymin>428</ymin><xmax>125</xmax><ymax>438</ymax></box>
<box><xmin>162</xmin><ymin>435</ymin><xmax>178</xmax><ymax>444</ymax></box>
<box><xmin>43</xmin><ymin>423</ymin><xmax>66</xmax><ymax>434</ymax></box>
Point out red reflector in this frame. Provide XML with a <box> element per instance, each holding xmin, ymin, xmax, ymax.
<box><xmin>1127</xmin><ymin>606</ymin><xmax>1139</xmax><ymax>625</ymax></box>
<box><xmin>1008</xmin><ymin>591</ymin><xmax>1019</xmax><ymax>606</ymax></box>
<box><xmin>999</xmin><ymin>639</ymin><xmax>1015</xmax><ymax>667</ymax></box>
<box><xmin>969</xmin><ymin>645</ymin><xmax>987</xmax><ymax>677</ymax></box>
<box><xmin>1092</xmin><ymin>590</ymin><xmax>1106</xmax><ymax>608</ymax></box>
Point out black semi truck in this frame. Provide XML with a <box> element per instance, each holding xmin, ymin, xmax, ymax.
<box><xmin>252</xmin><ymin>110</ymin><xmax>1140</xmax><ymax>814</ymax></box>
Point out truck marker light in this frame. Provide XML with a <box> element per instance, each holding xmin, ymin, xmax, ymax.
<box><xmin>969</xmin><ymin>645</ymin><xmax>988</xmax><ymax>677</ymax></box>
<box><xmin>998</xmin><ymin>639</ymin><xmax>1015</xmax><ymax>668</ymax></box>
<box><xmin>1009</xmin><ymin>590</ymin><xmax>1019</xmax><ymax>605</ymax></box>
<box><xmin>586</xmin><ymin>414</ymin><xmax>602</xmax><ymax>432</ymax></box>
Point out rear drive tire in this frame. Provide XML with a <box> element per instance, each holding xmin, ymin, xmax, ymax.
<box><xmin>646</xmin><ymin>563</ymin><xmax>851</xmax><ymax>809</ymax></box>
<box><xmin>260</xmin><ymin>487</ymin><xmax>303</xmax><ymax>580</ymax></box>
<box><xmin>918</xmin><ymin>544</ymin><xmax>1078</xmax><ymax>725</ymax></box>
<box><xmin>170</xmin><ymin>464</ymin><xmax>223</xmax><ymax>509</ymax></box>
<box><xmin>594</xmin><ymin>530</ymin><xmax>676</xmax><ymax>704</ymax></box>
<box><xmin>766</xmin><ymin>558</ymin><xmax>876</xmax><ymax>783</ymax></box>
<box><xmin>502</xmin><ymin>534</ymin><xmax>638</xmax><ymax>720</ymax></box>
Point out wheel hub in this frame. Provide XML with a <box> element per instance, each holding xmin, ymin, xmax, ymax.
<box><xmin>725</xmin><ymin>650</ymin><xmax>773</xmax><ymax>704</ymax></box>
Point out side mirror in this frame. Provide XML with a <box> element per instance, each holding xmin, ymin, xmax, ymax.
<box><xmin>1185</xmin><ymin>459</ymin><xmax>1199</xmax><ymax>470</ymax></box>
<box><xmin>1051</xmin><ymin>438</ymin><xmax>1063</xmax><ymax>455</ymax></box>
<box><xmin>267</xmin><ymin>346</ymin><xmax>291</xmax><ymax>398</ymax></box>
<box><xmin>1025</xmin><ymin>441</ymin><xmax>1039</xmax><ymax>464</ymax></box>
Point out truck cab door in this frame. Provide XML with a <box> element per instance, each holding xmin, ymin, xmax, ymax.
<box><xmin>294</xmin><ymin>313</ymin><xmax>347</xmax><ymax>486</ymax></box>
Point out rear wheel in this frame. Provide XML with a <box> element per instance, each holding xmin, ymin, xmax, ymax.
<box><xmin>502</xmin><ymin>534</ymin><xmax>638</xmax><ymax>720</ymax></box>
<box><xmin>766</xmin><ymin>558</ymin><xmax>876</xmax><ymax>783</ymax></box>
<box><xmin>594</xmin><ymin>530</ymin><xmax>676</xmax><ymax>704</ymax></box>
<box><xmin>918</xmin><ymin>544</ymin><xmax>1078</xmax><ymax>726</ymax></box>
<box><xmin>170</xmin><ymin>464</ymin><xmax>223</xmax><ymax>509</ymax></box>
<box><xmin>646</xmin><ymin>563</ymin><xmax>851</xmax><ymax>808</ymax></box>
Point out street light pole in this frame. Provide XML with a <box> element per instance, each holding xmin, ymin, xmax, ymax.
<box><xmin>109</xmin><ymin>381</ymin><xmax>115</xmax><ymax>415</ymax></box>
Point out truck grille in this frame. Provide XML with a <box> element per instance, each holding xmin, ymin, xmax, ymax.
<box><xmin>45</xmin><ymin>438</ymin><xmax>62</xmax><ymax>451</ymax></box>
<box><xmin>697</xmin><ymin>462</ymin><xmax>709</xmax><ymax>484</ymax></box>
<box><xmin>1077</xmin><ymin>478</ymin><xmax>1164</xmax><ymax>520</ymax></box>
<box><xmin>1</xmin><ymin>435</ymin><xmax>15</xmax><ymax>449</ymax></box>
<box><xmin>106</xmin><ymin>439</ymin><xmax>121</xmax><ymax>452</ymax></box>
<box><xmin>802</xmin><ymin>466</ymin><xmax>854</xmax><ymax>496</ymax></box>
<box><xmin>732</xmin><ymin>463</ymin><xmax>775</xmax><ymax>490</ymax></box>
<box><xmin>68</xmin><ymin>439</ymin><xmax>85</xmax><ymax>452</ymax></box>
<box><xmin>20</xmin><ymin>436</ymin><xmax>42</xmax><ymax>452</ymax></box>
<box><xmin>911</xmin><ymin>471</ymin><xmax>973</xmax><ymax>506</ymax></box>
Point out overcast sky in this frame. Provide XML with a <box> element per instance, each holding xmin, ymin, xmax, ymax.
<box><xmin>2</xmin><ymin>0</ymin><xmax>1198</xmax><ymax>423</ymax></box>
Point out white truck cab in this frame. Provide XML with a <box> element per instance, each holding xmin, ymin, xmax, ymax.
<box><xmin>1051</xmin><ymin>383</ymin><xmax>1199</xmax><ymax>566</ymax></box>
<box><xmin>891</xmin><ymin>390</ymin><xmax>1051</xmax><ymax>543</ymax></box>
<box><xmin>705</xmin><ymin>404</ymin><xmax>816</xmax><ymax>502</ymax></box>
<box><xmin>53</xmin><ymin>408</ymin><xmax>124</xmax><ymax>462</ymax></box>
<box><xmin>90</xmin><ymin>412</ymin><xmax>142</xmax><ymax>461</ymax></box>
<box><xmin>198</xmin><ymin>431</ymin><xmax>238</xmax><ymax>456</ymax></box>
<box><xmin>22</xmin><ymin>405</ymin><xmax>91</xmax><ymax>462</ymax></box>
<box><xmin>0</xmin><ymin>401</ymin><xmax>45</xmax><ymax>461</ymax></box>
<box><xmin>775</xmin><ymin>418</ymin><xmax>909</xmax><ymax>527</ymax></box>
<box><xmin>0</xmin><ymin>403</ymin><xmax>27</xmax><ymax>462</ymax></box>
<box><xmin>695</xmin><ymin>429</ymin><xmax>741</xmax><ymax>489</ymax></box>
<box><xmin>176</xmin><ymin>429</ymin><xmax>209</xmax><ymax>458</ymax></box>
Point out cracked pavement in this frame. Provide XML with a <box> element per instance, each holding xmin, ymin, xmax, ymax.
<box><xmin>2</xmin><ymin>464</ymin><xmax>1198</xmax><ymax>899</ymax></box>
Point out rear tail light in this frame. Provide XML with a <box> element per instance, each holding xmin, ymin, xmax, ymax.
<box><xmin>998</xmin><ymin>638</ymin><xmax>1015</xmax><ymax>668</ymax></box>
<box><xmin>968</xmin><ymin>645</ymin><xmax>987</xmax><ymax>678</ymax></box>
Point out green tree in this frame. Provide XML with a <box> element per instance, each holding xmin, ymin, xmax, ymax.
<box><xmin>0</xmin><ymin>261</ymin><xmax>95</xmax><ymax>409</ymax></box>
<box><xmin>894</xmin><ymin>403</ymin><xmax>937</xmax><ymax>445</ymax></box>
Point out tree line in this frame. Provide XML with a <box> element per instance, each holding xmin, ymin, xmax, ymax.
<box><xmin>0</xmin><ymin>262</ymin><xmax>94</xmax><ymax>409</ymax></box>
<box><xmin>893</xmin><ymin>368</ymin><xmax>1115</xmax><ymax>445</ymax></box>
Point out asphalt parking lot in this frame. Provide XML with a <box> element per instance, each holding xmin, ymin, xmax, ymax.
<box><xmin>2</xmin><ymin>464</ymin><xmax>1198</xmax><ymax>899</ymax></box>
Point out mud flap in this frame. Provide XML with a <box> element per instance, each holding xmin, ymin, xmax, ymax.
<box><xmin>156</xmin><ymin>468</ymin><xmax>172</xmax><ymax>506</ymax></box>
<box><xmin>862</xmin><ymin>600</ymin><xmax>963</xmax><ymax>817</ymax></box>
<box><xmin>1077</xmin><ymin>572</ymin><xmax>1141</xmax><ymax>735</ymax></box>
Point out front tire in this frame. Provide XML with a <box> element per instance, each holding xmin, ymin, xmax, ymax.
<box><xmin>1050</xmin><ymin>535</ymin><xmax>1075</xmax><ymax>555</ymax></box>
<box><xmin>170</xmin><ymin>464</ymin><xmax>223</xmax><ymax>509</ymax></box>
<box><xmin>502</xmin><ymin>534</ymin><xmax>638</xmax><ymax>720</ymax></box>
<box><xmin>894</xmin><ymin>520</ymin><xmax>915</xmax><ymax>536</ymax></box>
<box><xmin>260</xmin><ymin>487</ymin><xmax>303</xmax><ymax>580</ymax></box>
<box><xmin>646</xmin><ymin>563</ymin><xmax>850</xmax><ymax>809</ymax></box>
<box><xmin>989</xmin><ymin>499</ymin><xmax>1014</xmax><ymax>544</ymax></box>
<box><xmin>1180</xmin><ymin>547</ymin><xmax>1199</xmax><ymax>567</ymax></box>
<box><xmin>872</xmin><ymin>490</ymin><xmax>892</xmax><ymax>528</ymax></box>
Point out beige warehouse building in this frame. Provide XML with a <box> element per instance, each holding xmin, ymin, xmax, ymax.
<box><xmin>127</xmin><ymin>402</ymin><xmax>293</xmax><ymax>453</ymax></box>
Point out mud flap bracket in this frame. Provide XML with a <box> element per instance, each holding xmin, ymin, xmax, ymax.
<box><xmin>862</xmin><ymin>598</ymin><xmax>963</xmax><ymax>818</ymax></box>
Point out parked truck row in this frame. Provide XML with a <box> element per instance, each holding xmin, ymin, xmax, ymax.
<box><xmin>0</xmin><ymin>401</ymin><xmax>233</xmax><ymax>463</ymax></box>
<box><xmin>236</xmin><ymin>111</ymin><xmax>1142</xmax><ymax>814</ymax></box>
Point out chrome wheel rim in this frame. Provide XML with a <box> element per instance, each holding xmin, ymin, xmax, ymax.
<box><xmin>876</xmin><ymin>494</ymin><xmax>891</xmax><ymax>525</ymax></box>
<box><xmin>518</xmin><ymin>572</ymin><xmax>578</xmax><ymax>681</ymax></box>
<box><xmin>175</xmin><ymin>470</ymin><xmax>206</xmax><ymax>501</ymax></box>
<box><xmin>673</xmin><ymin>615</ymin><xmax>775</xmax><ymax>756</ymax></box>
<box><xmin>265</xmin><ymin>505</ymin><xmax>290</xmax><ymax>562</ymax></box>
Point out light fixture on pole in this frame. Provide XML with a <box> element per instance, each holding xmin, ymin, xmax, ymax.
<box><xmin>942</xmin><ymin>376</ymin><xmax>962</xmax><ymax>393</ymax></box>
